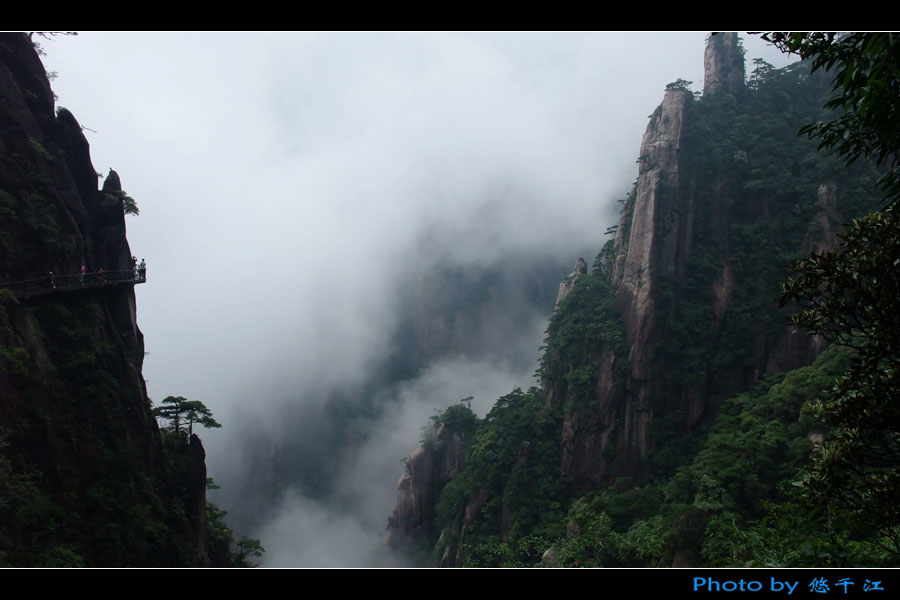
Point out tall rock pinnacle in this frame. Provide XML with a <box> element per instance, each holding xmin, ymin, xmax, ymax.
<box><xmin>703</xmin><ymin>32</ymin><xmax>745</xmax><ymax>96</ymax></box>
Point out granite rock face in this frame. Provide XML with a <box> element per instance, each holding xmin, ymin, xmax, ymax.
<box><xmin>385</xmin><ymin>33</ymin><xmax>872</xmax><ymax>564</ymax></box>
<box><xmin>555</xmin><ymin>257</ymin><xmax>587</xmax><ymax>306</ymax></box>
<box><xmin>703</xmin><ymin>32</ymin><xmax>745</xmax><ymax>97</ymax></box>
<box><xmin>384</xmin><ymin>423</ymin><xmax>469</xmax><ymax>555</ymax></box>
<box><xmin>550</xmin><ymin>33</ymin><xmax>838</xmax><ymax>487</ymax></box>
<box><xmin>551</xmin><ymin>86</ymin><xmax>695</xmax><ymax>486</ymax></box>
<box><xmin>0</xmin><ymin>33</ymin><xmax>210</xmax><ymax>566</ymax></box>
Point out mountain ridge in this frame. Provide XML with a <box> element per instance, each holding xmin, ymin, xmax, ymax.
<box><xmin>385</xmin><ymin>32</ymin><xmax>886</xmax><ymax>567</ymax></box>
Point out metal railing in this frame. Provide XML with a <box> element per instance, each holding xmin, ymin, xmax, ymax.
<box><xmin>0</xmin><ymin>269</ymin><xmax>146</xmax><ymax>301</ymax></box>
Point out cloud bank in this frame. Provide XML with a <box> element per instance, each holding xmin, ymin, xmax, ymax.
<box><xmin>41</xmin><ymin>32</ymin><xmax>796</xmax><ymax>566</ymax></box>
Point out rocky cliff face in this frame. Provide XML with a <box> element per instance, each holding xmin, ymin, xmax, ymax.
<box><xmin>384</xmin><ymin>33</ymin><xmax>887</xmax><ymax>566</ymax></box>
<box><xmin>703</xmin><ymin>32</ymin><xmax>745</xmax><ymax>96</ymax></box>
<box><xmin>536</xmin><ymin>85</ymin><xmax>696</xmax><ymax>489</ymax></box>
<box><xmin>384</xmin><ymin>422</ymin><xmax>468</xmax><ymax>557</ymax></box>
<box><xmin>549</xmin><ymin>32</ymin><xmax>857</xmax><ymax>488</ymax></box>
<box><xmin>0</xmin><ymin>33</ymin><xmax>209</xmax><ymax>566</ymax></box>
<box><xmin>555</xmin><ymin>257</ymin><xmax>587</xmax><ymax>306</ymax></box>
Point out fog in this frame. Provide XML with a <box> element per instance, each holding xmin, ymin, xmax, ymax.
<box><xmin>41</xmin><ymin>31</ymin><xmax>795</xmax><ymax>566</ymax></box>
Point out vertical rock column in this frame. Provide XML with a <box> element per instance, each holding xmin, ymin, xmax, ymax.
<box><xmin>610</xmin><ymin>87</ymin><xmax>692</xmax><ymax>466</ymax></box>
<box><xmin>703</xmin><ymin>32</ymin><xmax>745</xmax><ymax>97</ymax></box>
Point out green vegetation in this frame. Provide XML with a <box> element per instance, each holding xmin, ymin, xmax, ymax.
<box><xmin>421</xmin><ymin>398</ymin><xmax>477</xmax><ymax>449</ymax></box>
<box><xmin>428</xmin><ymin>346</ymin><xmax>891</xmax><ymax>567</ymax></box>
<box><xmin>540</xmin><ymin>272</ymin><xmax>627</xmax><ymax>392</ymax></box>
<box><xmin>550</xmin><ymin>346</ymin><xmax>890</xmax><ymax>567</ymax></box>
<box><xmin>0</xmin><ymin>33</ymin><xmax>254</xmax><ymax>566</ymax></box>
<box><xmin>0</xmin><ymin>295</ymin><xmax>258</xmax><ymax>566</ymax></box>
<box><xmin>102</xmin><ymin>188</ymin><xmax>140</xmax><ymax>216</ymax></box>
<box><xmin>433</xmin><ymin>387</ymin><xmax>567</xmax><ymax>567</ymax></box>
<box><xmin>648</xmin><ymin>51</ymin><xmax>881</xmax><ymax>479</ymax></box>
<box><xmin>409</xmin><ymin>39</ymin><xmax>895</xmax><ymax>567</ymax></box>
<box><xmin>153</xmin><ymin>395</ymin><xmax>222</xmax><ymax>437</ymax></box>
<box><xmin>204</xmin><ymin>489</ymin><xmax>266</xmax><ymax>567</ymax></box>
<box><xmin>0</xmin><ymin>188</ymin><xmax>65</xmax><ymax>267</ymax></box>
<box><xmin>28</xmin><ymin>137</ymin><xmax>53</xmax><ymax>161</ymax></box>
<box><xmin>666</xmin><ymin>78</ymin><xmax>693</xmax><ymax>91</ymax></box>
<box><xmin>764</xmin><ymin>32</ymin><xmax>900</xmax><ymax>557</ymax></box>
<box><xmin>154</xmin><ymin>403</ymin><xmax>263</xmax><ymax>567</ymax></box>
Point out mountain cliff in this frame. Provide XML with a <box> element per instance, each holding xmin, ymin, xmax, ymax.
<box><xmin>386</xmin><ymin>33</ymin><xmax>886</xmax><ymax>567</ymax></box>
<box><xmin>0</xmin><ymin>32</ymin><xmax>217</xmax><ymax>567</ymax></box>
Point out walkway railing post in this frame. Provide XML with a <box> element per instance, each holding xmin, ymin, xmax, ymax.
<box><xmin>0</xmin><ymin>268</ymin><xmax>147</xmax><ymax>301</ymax></box>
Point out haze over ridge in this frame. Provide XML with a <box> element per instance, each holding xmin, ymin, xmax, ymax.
<box><xmin>41</xmin><ymin>32</ymin><xmax>794</xmax><ymax>566</ymax></box>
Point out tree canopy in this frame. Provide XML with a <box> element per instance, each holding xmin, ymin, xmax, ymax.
<box><xmin>152</xmin><ymin>396</ymin><xmax>221</xmax><ymax>438</ymax></box>
<box><xmin>765</xmin><ymin>31</ymin><xmax>900</xmax><ymax>554</ymax></box>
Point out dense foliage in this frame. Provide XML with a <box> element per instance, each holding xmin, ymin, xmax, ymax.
<box><xmin>539</xmin><ymin>272</ymin><xmax>628</xmax><ymax>397</ymax></box>
<box><xmin>0</xmin><ymin>295</ymin><xmax>197</xmax><ymax>565</ymax></box>
<box><xmin>765</xmin><ymin>32</ymin><xmax>900</xmax><ymax>556</ymax></box>
<box><xmin>153</xmin><ymin>395</ymin><xmax>222</xmax><ymax>437</ymax></box>
<box><xmin>412</xmin><ymin>42</ymin><xmax>892</xmax><ymax>567</ymax></box>
<box><xmin>666</xmin><ymin>56</ymin><xmax>877</xmax><ymax>401</ymax></box>
<box><xmin>433</xmin><ymin>387</ymin><xmax>568</xmax><ymax>567</ymax></box>
<box><xmin>0</xmin><ymin>33</ymin><xmax>259</xmax><ymax>566</ymax></box>
<box><xmin>0</xmin><ymin>295</ymin><xmax>258</xmax><ymax>566</ymax></box>
<box><xmin>552</xmin><ymin>346</ymin><xmax>890</xmax><ymax>567</ymax></box>
<box><xmin>427</xmin><ymin>349</ymin><xmax>892</xmax><ymax>567</ymax></box>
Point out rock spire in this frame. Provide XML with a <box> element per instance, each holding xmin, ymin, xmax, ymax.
<box><xmin>703</xmin><ymin>32</ymin><xmax>745</xmax><ymax>96</ymax></box>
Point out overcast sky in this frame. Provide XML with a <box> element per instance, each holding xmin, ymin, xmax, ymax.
<box><xmin>41</xmin><ymin>31</ymin><xmax>796</xmax><ymax>566</ymax></box>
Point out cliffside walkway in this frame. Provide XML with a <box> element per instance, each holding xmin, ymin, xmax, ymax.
<box><xmin>0</xmin><ymin>269</ymin><xmax>146</xmax><ymax>301</ymax></box>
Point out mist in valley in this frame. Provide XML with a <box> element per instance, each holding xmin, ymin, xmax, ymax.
<box><xmin>41</xmin><ymin>31</ymin><xmax>794</xmax><ymax>566</ymax></box>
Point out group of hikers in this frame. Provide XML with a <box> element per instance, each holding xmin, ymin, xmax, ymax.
<box><xmin>4</xmin><ymin>257</ymin><xmax>147</xmax><ymax>299</ymax></box>
<box><xmin>52</xmin><ymin>256</ymin><xmax>147</xmax><ymax>288</ymax></box>
<box><xmin>132</xmin><ymin>256</ymin><xmax>147</xmax><ymax>281</ymax></box>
